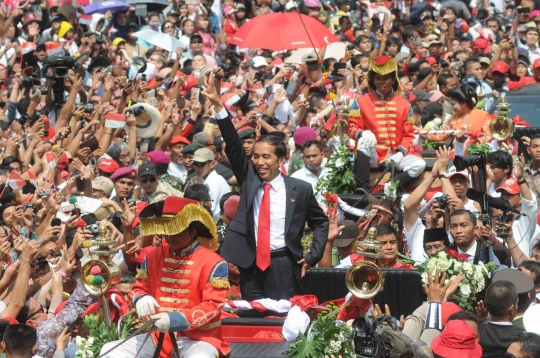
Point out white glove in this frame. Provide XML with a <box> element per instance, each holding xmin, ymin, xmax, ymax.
<box><xmin>150</xmin><ymin>313</ymin><xmax>171</xmax><ymax>333</ymax></box>
<box><xmin>390</xmin><ymin>152</ymin><xmax>404</xmax><ymax>164</ymax></box>
<box><xmin>358</xmin><ymin>130</ymin><xmax>376</xmax><ymax>148</ymax></box>
<box><xmin>136</xmin><ymin>296</ymin><xmax>161</xmax><ymax>318</ymax></box>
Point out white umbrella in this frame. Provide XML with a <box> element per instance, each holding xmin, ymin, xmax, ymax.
<box><xmin>132</xmin><ymin>30</ymin><xmax>184</xmax><ymax>52</ymax></box>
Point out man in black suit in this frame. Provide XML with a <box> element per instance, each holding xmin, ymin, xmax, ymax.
<box><xmin>202</xmin><ymin>73</ymin><xmax>329</xmax><ymax>301</ymax></box>
<box><xmin>480</xmin><ymin>281</ymin><xmax>524</xmax><ymax>358</ymax></box>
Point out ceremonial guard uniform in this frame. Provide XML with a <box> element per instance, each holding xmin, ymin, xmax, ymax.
<box><xmin>347</xmin><ymin>56</ymin><xmax>426</xmax><ymax>189</ymax></box>
<box><xmin>101</xmin><ymin>197</ymin><xmax>230</xmax><ymax>358</ymax></box>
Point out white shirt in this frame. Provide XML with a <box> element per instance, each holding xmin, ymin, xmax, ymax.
<box><xmin>404</xmin><ymin>217</ymin><xmax>427</xmax><ymax>264</ymax></box>
<box><xmin>253</xmin><ymin>174</ymin><xmax>286</xmax><ymax>250</ymax></box>
<box><xmin>168</xmin><ymin>162</ymin><xmax>187</xmax><ymax>183</ymax></box>
<box><xmin>457</xmin><ymin>240</ymin><xmax>477</xmax><ymax>264</ymax></box>
<box><xmin>512</xmin><ymin>194</ymin><xmax>538</xmax><ymax>256</ymax></box>
<box><xmin>204</xmin><ymin>170</ymin><xmax>231</xmax><ymax>222</ymax></box>
<box><xmin>291</xmin><ymin>165</ymin><xmax>328</xmax><ymax>210</ymax></box>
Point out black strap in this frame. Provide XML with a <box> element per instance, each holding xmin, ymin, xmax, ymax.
<box><xmin>473</xmin><ymin>240</ymin><xmax>482</xmax><ymax>265</ymax></box>
<box><xmin>153</xmin><ymin>332</ymin><xmax>181</xmax><ymax>358</ymax></box>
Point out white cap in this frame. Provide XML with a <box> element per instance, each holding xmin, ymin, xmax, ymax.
<box><xmin>252</xmin><ymin>56</ymin><xmax>268</xmax><ymax>68</ymax></box>
<box><xmin>285</xmin><ymin>1</ymin><xmax>298</xmax><ymax>10</ymax></box>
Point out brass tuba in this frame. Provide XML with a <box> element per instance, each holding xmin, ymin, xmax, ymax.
<box><xmin>489</xmin><ymin>92</ymin><xmax>514</xmax><ymax>141</ymax></box>
<box><xmin>345</xmin><ymin>227</ymin><xmax>384</xmax><ymax>299</ymax></box>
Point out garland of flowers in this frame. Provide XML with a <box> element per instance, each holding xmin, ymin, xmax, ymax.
<box><xmin>400</xmin><ymin>251</ymin><xmax>497</xmax><ymax>311</ymax></box>
<box><xmin>315</xmin><ymin>145</ymin><xmax>356</xmax><ymax>203</ymax></box>
<box><xmin>75</xmin><ymin>311</ymin><xmax>138</xmax><ymax>357</ymax></box>
<box><xmin>284</xmin><ymin>307</ymin><xmax>356</xmax><ymax>358</ymax></box>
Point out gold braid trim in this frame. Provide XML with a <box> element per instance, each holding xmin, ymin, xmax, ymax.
<box><xmin>140</xmin><ymin>203</ymin><xmax>218</xmax><ymax>239</ymax></box>
<box><xmin>366</xmin><ymin>58</ymin><xmax>402</xmax><ymax>96</ymax></box>
<box><xmin>136</xmin><ymin>270</ymin><xmax>148</xmax><ymax>280</ymax></box>
<box><xmin>349</xmin><ymin>109</ymin><xmax>361</xmax><ymax>117</ymax></box>
<box><xmin>210</xmin><ymin>277</ymin><xmax>230</xmax><ymax>289</ymax></box>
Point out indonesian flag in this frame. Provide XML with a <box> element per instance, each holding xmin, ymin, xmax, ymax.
<box><xmin>220</xmin><ymin>81</ymin><xmax>235</xmax><ymax>95</ymax></box>
<box><xmin>78</xmin><ymin>14</ymin><xmax>92</xmax><ymax>26</ymax></box>
<box><xmin>46</xmin><ymin>152</ymin><xmax>57</xmax><ymax>169</ymax></box>
<box><xmin>7</xmin><ymin>171</ymin><xmax>26</xmax><ymax>190</ymax></box>
<box><xmin>21</xmin><ymin>42</ymin><xmax>36</xmax><ymax>55</ymax></box>
<box><xmin>45</xmin><ymin>42</ymin><xmax>63</xmax><ymax>57</ymax></box>
<box><xmin>105</xmin><ymin>113</ymin><xmax>126</xmax><ymax>129</ymax></box>
<box><xmin>27</xmin><ymin>170</ymin><xmax>38</xmax><ymax>188</ymax></box>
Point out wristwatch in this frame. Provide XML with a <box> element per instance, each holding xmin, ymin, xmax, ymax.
<box><xmin>438</xmin><ymin>171</ymin><xmax>449</xmax><ymax>179</ymax></box>
<box><xmin>518</xmin><ymin>179</ymin><xmax>528</xmax><ymax>185</ymax></box>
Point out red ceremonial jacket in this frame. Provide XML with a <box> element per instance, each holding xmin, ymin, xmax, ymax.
<box><xmin>347</xmin><ymin>92</ymin><xmax>416</xmax><ymax>163</ymax></box>
<box><xmin>130</xmin><ymin>240</ymin><xmax>230</xmax><ymax>357</ymax></box>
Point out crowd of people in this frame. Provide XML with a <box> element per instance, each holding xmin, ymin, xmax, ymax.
<box><xmin>0</xmin><ymin>0</ymin><xmax>538</xmax><ymax>356</ymax></box>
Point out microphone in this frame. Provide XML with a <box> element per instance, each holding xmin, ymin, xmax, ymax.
<box><xmin>465</xmin><ymin>188</ymin><xmax>521</xmax><ymax>215</ymax></box>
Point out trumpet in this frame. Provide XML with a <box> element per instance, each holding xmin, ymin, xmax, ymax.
<box><xmin>489</xmin><ymin>92</ymin><xmax>514</xmax><ymax>142</ymax></box>
<box><xmin>345</xmin><ymin>227</ymin><xmax>384</xmax><ymax>299</ymax></box>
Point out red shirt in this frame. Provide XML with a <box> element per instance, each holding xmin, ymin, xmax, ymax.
<box><xmin>509</xmin><ymin>76</ymin><xmax>538</xmax><ymax>91</ymax></box>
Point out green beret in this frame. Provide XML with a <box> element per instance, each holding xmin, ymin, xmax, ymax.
<box><xmin>182</xmin><ymin>143</ymin><xmax>205</xmax><ymax>154</ymax></box>
<box><xmin>239</xmin><ymin>129</ymin><xmax>256</xmax><ymax>140</ymax></box>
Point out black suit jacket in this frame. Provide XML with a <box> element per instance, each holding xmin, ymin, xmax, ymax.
<box><xmin>216</xmin><ymin>112</ymin><xmax>329</xmax><ymax>269</ymax></box>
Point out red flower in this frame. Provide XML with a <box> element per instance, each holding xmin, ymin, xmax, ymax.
<box><xmin>394</xmin><ymin>261</ymin><xmax>414</xmax><ymax>269</ymax></box>
<box><xmin>457</xmin><ymin>253</ymin><xmax>468</xmax><ymax>262</ymax></box>
<box><xmin>447</xmin><ymin>249</ymin><xmax>459</xmax><ymax>259</ymax></box>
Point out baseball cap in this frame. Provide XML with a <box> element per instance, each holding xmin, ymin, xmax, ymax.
<box><xmin>448</xmin><ymin>165</ymin><xmax>469</xmax><ymax>180</ymax></box>
<box><xmin>193</xmin><ymin>148</ymin><xmax>215</xmax><ymax>162</ymax></box>
<box><xmin>431</xmin><ymin>320</ymin><xmax>482</xmax><ymax>358</ymax></box>
<box><xmin>302</xmin><ymin>52</ymin><xmax>318</xmax><ymax>63</ymax></box>
<box><xmin>112</xmin><ymin>37</ymin><xmax>126</xmax><ymax>47</ymax></box>
<box><xmin>332</xmin><ymin>220</ymin><xmax>360</xmax><ymax>247</ymax></box>
<box><xmin>395</xmin><ymin>52</ymin><xmax>408</xmax><ymax>63</ymax></box>
<box><xmin>461</xmin><ymin>74</ymin><xmax>479</xmax><ymax>87</ymax></box>
<box><xmin>474</xmin><ymin>37</ymin><xmax>491</xmax><ymax>54</ymax></box>
<box><xmin>496</xmin><ymin>178</ymin><xmax>520</xmax><ymax>195</ymax></box>
<box><xmin>412</xmin><ymin>90</ymin><xmax>431</xmax><ymax>102</ymax></box>
<box><xmin>170</xmin><ymin>136</ymin><xmax>191</xmax><ymax>146</ymax></box>
<box><xmin>534</xmin><ymin>58</ymin><xmax>540</xmax><ymax>69</ymax></box>
<box><xmin>138</xmin><ymin>162</ymin><xmax>158</xmax><ymax>177</ymax></box>
<box><xmin>492</xmin><ymin>61</ymin><xmax>509</xmax><ymax>74</ymax></box>
<box><xmin>98</xmin><ymin>158</ymin><xmax>120</xmax><ymax>173</ymax></box>
<box><xmin>92</xmin><ymin>176</ymin><xmax>114</xmax><ymax>196</ymax></box>
<box><xmin>252</xmin><ymin>56</ymin><xmax>268</xmax><ymax>68</ymax></box>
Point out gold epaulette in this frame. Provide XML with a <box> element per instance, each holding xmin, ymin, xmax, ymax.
<box><xmin>210</xmin><ymin>277</ymin><xmax>230</xmax><ymax>289</ymax></box>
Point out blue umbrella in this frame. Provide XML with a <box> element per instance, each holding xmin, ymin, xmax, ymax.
<box><xmin>83</xmin><ymin>1</ymin><xmax>130</xmax><ymax>15</ymax></box>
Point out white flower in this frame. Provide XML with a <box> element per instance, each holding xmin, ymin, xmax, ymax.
<box><xmin>439</xmin><ymin>259</ymin><xmax>451</xmax><ymax>272</ymax></box>
<box><xmin>421</xmin><ymin>272</ymin><xmax>428</xmax><ymax>284</ymax></box>
<box><xmin>460</xmin><ymin>284</ymin><xmax>471</xmax><ymax>297</ymax></box>
<box><xmin>335</xmin><ymin>158</ymin><xmax>345</xmax><ymax>167</ymax></box>
<box><xmin>75</xmin><ymin>336</ymin><xmax>83</xmax><ymax>347</ymax></box>
<box><xmin>453</xmin><ymin>261</ymin><xmax>462</xmax><ymax>271</ymax></box>
<box><xmin>438</xmin><ymin>251</ymin><xmax>447</xmax><ymax>259</ymax></box>
<box><xmin>426</xmin><ymin>258</ymin><xmax>438</xmax><ymax>271</ymax></box>
<box><xmin>87</xmin><ymin>337</ymin><xmax>94</xmax><ymax>345</ymax></box>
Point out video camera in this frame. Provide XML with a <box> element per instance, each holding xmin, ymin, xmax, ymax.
<box><xmin>453</xmin><ymin>152</ymin><xmax>486</xmax><ymax>171</ymax></box>
<box><xmin>42</xmin><ymin>55</ymin><xmax>77</xmax><ymax>80</ymax></box>
<box><xmin>125</xmin><ymin>106</ymin><xmax>145</xmax><ymax>117</ymax></box>
<box><xmin>350</xmin><ymin>314</ymin><xmax>411</xmax><ymax>357</ymax></box>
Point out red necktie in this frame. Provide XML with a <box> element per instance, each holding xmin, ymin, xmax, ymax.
<box><xmin>256</xmin><ymin>183</ymin><xmax>272</xmax><ymax>271</ymax></box>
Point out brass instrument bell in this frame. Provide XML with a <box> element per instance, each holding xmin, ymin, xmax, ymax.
<box><xmin>331</xmin><ymin>97</ymin><xmax>350</xmax><ymax>144</ymax></box>
<box><xmin>489</xmin><ymin>93</ymin><xmax>514</xmax><ymax>141</ymax></box>
<box><xmin>345</xmin><ymin>227</ymin><xmax>384</xmax><ymax>299</ymax></box>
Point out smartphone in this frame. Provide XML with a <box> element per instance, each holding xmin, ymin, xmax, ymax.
<box><xmin>519</xmin><ymin>6</ymin><xmax>531</xmax><ymax>13</ymax></box>
<box><xmin>286</xmin><ymin>80</ymin><xmax>297</xmax><ymax>95</ymax></box>
<box><xmin>80</xmin><ymin>137</ymin><xmax>99</xmax><ymax>152</ymax></box>
<box><xmin>331</xmin><ymin>62</ymin><xmax>346</xmax><ymax>77</ymax></box>
<box><xmin>43</xmin><ymin>130</ymin><xmax>49</xmax><ymax>137</ymax></box>
<box><xmin>191</xmin><ymin>87</ymin><xmax>200</xmax><ymax>101</ymax></box>
<box><xmin>298</xmin><ymin>94</ymin><xmax>305</xmax><ymax>101</ymax></box>
<box><xmin>51</xmin><ymin>218</ymin><xmax>61</xmax><ymax>227</ymax></box>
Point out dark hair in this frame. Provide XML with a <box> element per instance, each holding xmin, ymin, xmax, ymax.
<box><xmin>302</xmin><ymin>140</ymin><xmax>324</xmax><ymax>152</ymax></box>
<box><xmin>530</xmin><ymin>133</ymin><xmax>540</xmax><ymax>145</ymax></box>
<box><xmin>519</xmin><ymin>260</ymin><xmax>540</xmax><ymax>286</ymax></box>
<box><xmin>392</xmin><ymin>20</ymin><xmax>404</xmax><ymax>32</ymax></box>
<box><xmin>450</xmin><ymin>209</ymin><xmax>477</xmax><ymax>226</ymax></box>
<box><xmin>464</xmin><ymin>59</ymin><xmax>480</xmax><ymax>72</ymax></box>
<box><xmin>338</xmin><ymin>16</ymin><xmax>350</xmax><ymax>26</ymax></box>
<box><xmin>184</xmin><ymin>183</ymin><xmax>211</xmax><ymax>202</ymax></box>
<box><xmin>256</xmin><ymin>135</ymin><xmax>287</xmax><ymax>159</ymax></box>
<box><xmin>386</xmin><ymin>37</ymin><xmax>402</xmax><ymax>48</ymax></box>
<box><xmin>437</xmin><ymin>73</ymin><xmax>453</xmax><ymax>88</ymax></box>
<box><xmin>118</xmin><ymin>274</ymin><xmax>136</xmax><ymax>284</ymax></box>
<box><xmin>447</xmin><ymin>84</ymin><xmax>478</xmax><ymax>109</ymax></box>
<box><xmin>3</xmin><ymin>324</ymin><xmax>37</xmax><ymax>357</ymax></box>
<box><xmin>533</xmin><ymin>241</ymin><xmax>540</xmax><ymax>252</ymax></box>
<box><xmin>511</xmin><ymin>332</ymin><xmax>540</xmax><ymax>358</ymax></box>
<box><xmin>0</xmin><ymin>184</ymin><xmax>15</xmax><ymax>205</ymax></box>
<box><xmin>373</xmin><ymin>223</ymin><xmax>398</xmax><ymax>239</ymax></box>
<box><xmin>487</xmin><ymin>150</ymin><xmax>513</xmax><ymax>173</ymax></box>
<box><xmin>1</xmin><ymin>156</ymin><xmax>21</xmax><ymax>167</ymax></box>
<box><xmin>402</xmin><ymin>27</ymin><xmax>416</xmax><ymax>43</ymax></box>
<box><xmin>268</xmin><ymin>131</ymin><xmax>286</xmax><ymax>141</ymax></box>
<box><xmin>354</xmin><ymin>35</ymin><xmax>370</xmax><ymax>47</ymax></box>
<box><xmin>446</xmin><ymin>310</ymin><xmax>481</xmax><ymax>327</ymax></box>
<box><xmin>485</xmin><ymin>280</ymin><xmax>518</xmax><ymax>317</ymax></box>
<box><xmin>485</xmin><ymin>17</ymin><xmax>500</xmax><ymax>27</ymax></box>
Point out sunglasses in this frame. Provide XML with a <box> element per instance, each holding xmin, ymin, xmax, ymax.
<box><xmin>192</xmin><ymin>161</ymin><xmax>210</xmax><ymax>167</ymax></box>
<box><xmin>27</xmin><ymin>304</ymin><xmax>46</xmax><ymax>321</ymax></box>
<box><xmin>165</xmin><ymin>25</ymin><xmax>174</xmax><ymax>29</ymax></box>
<box><xmin>140</xmin><ymin>176</ymin><xmax>157</xmax><ymax>184</ymax></box>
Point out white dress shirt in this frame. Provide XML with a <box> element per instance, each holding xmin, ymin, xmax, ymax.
<box><xmin>291</xmin><ymin>165</ymin><xmax>328</xmax><ymax>210</ymax></box>
<box><xmin>204</xmin><ymin>169</ymin><xmax>231</xmax><ymax>222</ymax></box>
<box><xmin>457</xmin><ymin>240</ymin><xmax>477</xmax><ymax>264</ymax></box>
<box><xmin>253</xmin><ymin>174</ymin><xmax>286</xmax><ymax>250</ymax></box>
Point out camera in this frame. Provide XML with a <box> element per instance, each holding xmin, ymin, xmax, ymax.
<box><xmin>439</xmin><ymin>59</ymin><xmax>449</xmax><ymax>69</ymax></box>
<box><xmin>496</xmin><ymin>212</ymin><xmax>514</xmax><ymax>239</ymax></box>
<box><xmin>454</xmin><ymin>152</ymin><xmax>485</xmax><ymax>171</ymax></box>
<box><xmin>42</xmin><ymin>55</ymin><xmax>76</xmax><ymax>79</ymax></box>
<box><xmin>33</xmin><ymin>85</ymin><xmax>49</xmax><ymax>95</ymax></box>
<box><xmin>84</xmin><ymin>224</ymin><xmax>100</xmax><ymax>236</ymax></box>
<box><xmin>77</xmin><ymin>103</ymin><xmax>93</xmax><ymax>114</ymax></box>
<box><xmin>352</xmin><ymin>316</ymin><xmax>380</xmax><ymax>357</ymax></box>
<box><xmin>125</xmin><ymin>106</ymin><xmax>145</xmax><ymax>117</ymax></box>
<box><xmin>434</xmin><ymin>194</ymin><xmax>449</xmax><ymax>209</ymax></box>
<box><xmin>22</xmin><ymin>76</ymin><xmax>36</xmax><ymax>89</ymax></box>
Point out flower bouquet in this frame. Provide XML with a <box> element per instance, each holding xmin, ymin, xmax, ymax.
<box><xmin>315</xmin><ymin>145</ymin><xmax>355</xmax><ymax>205</ymax></box>
<box><xmin>284</xmin><ymin>307</ymin><xmax>356</xmax><ymax>358</ymax></box>
<box><xmin>402</xmin><ymin>251</ymin><xmax>497</xmax><ymax>311</ymax></box>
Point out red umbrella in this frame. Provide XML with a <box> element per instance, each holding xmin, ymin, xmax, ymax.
<box><xmin>229</xmin><ymin>12</ymin><xmax>339</xmax><ymax>51</ymax></box>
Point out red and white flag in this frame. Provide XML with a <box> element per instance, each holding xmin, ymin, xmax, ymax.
<box><xmin>21</xmin><ymin>42</ymin><xmax>36</xmax><ymax>55</ymax></box>
<box><xmin>78</xmin><ymin>14</ymin><xmax>92</xmax><ymax>26</ymax></box>
<box><xmin>45</xmin><ymin>42</ymin><xmax>63</xmax><ymax>57</ymax></box>
<box><xmin>105</xmin><ymin>113</ymin><xmax>126</xmax><ymax>129</ymax></box>
<box><xmin>7</xmin><ymin>171</ymin><xmax>26</xmax><ymax>190</ymax></box>
<box><xmin>27</xmin><ymin>170</ymin><xmax>38</xmax><ymax>188</ymax></box>
<box><xmin>46</xmin><ymin>152</ymin><xmax>56</xmax><ymax>169</ymax></box>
